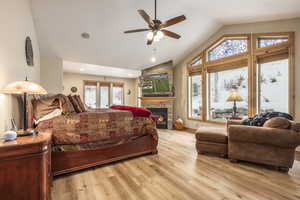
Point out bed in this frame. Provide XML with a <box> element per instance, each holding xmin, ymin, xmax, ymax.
<box><xmin>27</xmin><ymin>94</ymin><xmax>158</xmax><ymax>176</ymax></box>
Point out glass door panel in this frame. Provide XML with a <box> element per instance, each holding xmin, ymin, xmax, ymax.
<box><xmin>84</xmin><ymin>85</ymin><xmax>97</xmax><ymax>108</ymax></box>
<box><xmin>100</xmin><ymin>86</ymin><xmax>110</xmax><ymax>108</ymax></box>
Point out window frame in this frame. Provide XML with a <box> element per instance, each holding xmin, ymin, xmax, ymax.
<box><xmin>187</xmin><ymin>32</ymin><xmax>295</xmax><ymax>124</ymax></box>
<box><xmin>83</xmin><ymin>80</ymin><xmax>125</xmax><ymax>108</ymax></box>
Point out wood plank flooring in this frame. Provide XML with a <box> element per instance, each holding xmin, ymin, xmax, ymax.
<box><xmin>51</xmin><ymin>129</ymin><xmax>300</xmax><ymax>200</ymax></box>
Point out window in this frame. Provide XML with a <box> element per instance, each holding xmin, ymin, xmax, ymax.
<box><xmin>188</xmin><ymin>74</ymin><xmax>202</xmax><ymax>119</ymax></box>
<box><xmin>112</xmin><ymin>85</ymin><xmax>124</xmax><ymax>105</ymax></box>
<box><xmin>186</xmin><ymin>32</ymin><xmax>294</xmax><ymax>124</ymax></box>
<box><xmin>257</xmin><ymin>59</ymin><xmax>289</xmax><ymax>113</ymax></box>
<box><xmin>207</xmin><ymin>67</ymin><xmax>248</xmax><ymax>121</ymax></box>
<box><xmin>84</xmin><ymin>83</ymin><xmax>97</xmax><ymax>108</ymax></box>
<box><xmin>258</xmin><ymin>37</ymin><xmax>288</xmax><ymax>48</ymax></box>
<box><xmin>208</xmin><ymin>38</ymin><xmax>247</xmax><ymax>61</ymax></box>
<box><xmin>84</xmin><ymin>81</ymin><xmax>124</xmax><ymax>108</ymax></box>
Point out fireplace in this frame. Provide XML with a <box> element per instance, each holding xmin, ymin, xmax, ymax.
<box><xmin>148</xmin><ymin>108</ymin><xmax>168</xmax><ymax>129</ymax></box>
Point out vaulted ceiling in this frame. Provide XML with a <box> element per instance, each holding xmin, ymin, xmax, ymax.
<box><xmin>31</xmin><ymin>0</ymin><xmax>300</xmax><ymax>69</ymax></box>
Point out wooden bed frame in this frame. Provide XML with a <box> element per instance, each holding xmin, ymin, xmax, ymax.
<box><xmin>52</xmin><ymin>134</ymin><xmax>158</xmax><ymax>176</ymax></box>
<box><xmin>27</xmin><ymin>96</ymin><xmax>158</xmax><ymax>176</ymax></box>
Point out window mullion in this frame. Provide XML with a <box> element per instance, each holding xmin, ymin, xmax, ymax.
<box><xmin>96</xmin><ymin>82</ymin><xmax>100</xmax><ymax>108</ymax></box>
<box><xmin>249</xmin><ymin>33</ymin><xmax>256</xmax><ymax>117</ymax></box>
<box><xmin>202</xmin><ymin>68</ymin><xmax>207</xmax><ymax>121</ymax></box>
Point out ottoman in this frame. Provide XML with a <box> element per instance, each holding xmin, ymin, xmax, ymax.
<box><xmin>195</xmin><ymin>127</ymin><xmax>228</xmax><ymax>158</ymax></box>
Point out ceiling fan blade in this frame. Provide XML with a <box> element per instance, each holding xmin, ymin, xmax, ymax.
<box><xmin>138</xmin><ymin>10</ymin><xmax>154</xmax><ymax>26</ymax></box>
<box><xmin>161</xmin><ymin>30</ymin><xmax>181</xmax><ymax>39</ymax></box>
<box><xmin>124</xmin><ymin>29</ymin><xmax>150</xmax><ymax>33</ymax></box>
<box><xmin>161</xmin><ymin>15</ymin><xmax>186</xmax><ymax>28</ymax></box>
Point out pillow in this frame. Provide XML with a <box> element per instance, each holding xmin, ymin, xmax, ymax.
<box><xmin>263</xmin><ymin>117</ymin><xmax>291</xmax><ymax>129</ymax></box>
<box><xmin>32</xmin><ymin>96</ymin><xmax>60</xmax><ymax>120</ymax></box>
<box><xmin>34</xmin><ymin>109</ymin><xmax>62</xmax><ymax>124</ymax></box>
<box><xmin>75</xmin><ymin>95</ymin><xmax>86</xmax><ymax>112</ymax></box>
<box><xmin>57</xmin><ymin>94</ymin><xmax>76</xmax><ymax>114</ymax></box>
<box><xmin>68</xmin><ymin>95</ymin><xmax>82</xmax><ymax>113</ymax></box>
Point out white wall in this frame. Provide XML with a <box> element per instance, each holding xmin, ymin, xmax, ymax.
<box><xmin>0</xmin><ymin>0</ymin><xmax>40</xmax><ymax>132</ymax></box>
<box><xmin>63</xmin><ymin>72</ymin><xmax>137</xmax><ymax>106</ymax></box>
<box><xmin>174</xmin><ymin>18</ymin><xmax>300</xmax><ymax>129</ymax></box>
<box><xmin>40</xmin><ymin>56</ymin><xmax>63</xmax><ymax>94</ymax></box>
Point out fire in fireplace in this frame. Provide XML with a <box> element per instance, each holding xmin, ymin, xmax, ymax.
<box><xmin>147</xmin><ymin>108</ymin><xmax>168</xmax><ymax>129</ymax></box>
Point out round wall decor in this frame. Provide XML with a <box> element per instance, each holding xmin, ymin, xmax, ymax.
<box><xmin>25</xmin><ymin>36</ymin><xmax>34</xmax><ymax>66</ymax></box>
<box><xmin>71</xmin><ymin>87</ymin><xmax>78</xmax><ymax>93</ymax></box>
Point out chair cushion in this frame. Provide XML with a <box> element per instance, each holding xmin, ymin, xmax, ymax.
<box><xmin>263</xmin><ymin>117</ymin><xmax>291</xmax><ymax>129</ymax></box>
<box><xmin>196</xmin><ymin>127</ymin><xmax>228</xmax><ymax>144</ymax></box>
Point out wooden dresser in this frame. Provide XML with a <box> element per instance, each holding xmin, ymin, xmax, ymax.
<box><xmin>0</xmin><ymin>133</ymin><xmax>52</xmax><ymax>200</ymax></box>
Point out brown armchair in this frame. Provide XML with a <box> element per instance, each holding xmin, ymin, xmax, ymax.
<box><xmin>227</xmin><ymin>119</ymin><xmax>300</xmax><ymax>172</ymax></box>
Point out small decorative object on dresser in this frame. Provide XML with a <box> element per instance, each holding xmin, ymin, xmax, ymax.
<box><xmin>0</xmin><ymin>132</ymin><xmax>52</xmax><ymax>200</ymax></box>
<box><xmin>3</xmin><ymin>130</ymin><xmax>17</xmax><ymax>141</ymax></box>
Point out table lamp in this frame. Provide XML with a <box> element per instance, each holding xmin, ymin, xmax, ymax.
<box><xmin>0</xmin><ymin>77</ymin><xmax>47</xmax><ymax>135</ymax></box>
<box><xmin>227</xmin><ymin>90</ymin><xmax>243</xmax><ymax>118</ymax></box>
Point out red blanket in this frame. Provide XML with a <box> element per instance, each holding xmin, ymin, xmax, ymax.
<box><xmin>111</xmin><ymin>105</ymin><xmax>152</xmax><ymax>117</ymax></box>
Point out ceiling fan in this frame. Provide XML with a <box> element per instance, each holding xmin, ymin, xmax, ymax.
<box><xmin>124</xmin><ymin>0</ymin><xmax>186</xmax><ymax>45</ymax></box>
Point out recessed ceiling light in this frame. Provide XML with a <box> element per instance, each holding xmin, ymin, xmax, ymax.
<box><xmin>81</xmin><ymin>32</ymin><xmax>90</xmax><ymax>39</ymax></box>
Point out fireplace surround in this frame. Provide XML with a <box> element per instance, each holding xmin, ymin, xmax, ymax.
<box><xmin>140</xmin><ymin>97</ymin><xmax>175</xmax><ymax>130</ymax></box>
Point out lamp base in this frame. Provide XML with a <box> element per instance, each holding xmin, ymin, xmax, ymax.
<box><xmin>232</xmin><ymin>100</ymin><xmax>238</xmax><ymax>118</ymax></box>
<box><xmin>16</xmin><ymin>129</ymin><xmax>38</xmax><ymax>137</ymax></box>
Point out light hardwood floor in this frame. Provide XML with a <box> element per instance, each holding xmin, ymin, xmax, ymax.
<box><xmin>51</xmin><ymin>129</ymin><xmax>300</xmax><ymax>200</ymax></box>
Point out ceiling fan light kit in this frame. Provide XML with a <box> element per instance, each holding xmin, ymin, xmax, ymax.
<box><xmin>124</xmin><ymin>0</ymin><xmax>186</xmax><ymax>45</ymax></box>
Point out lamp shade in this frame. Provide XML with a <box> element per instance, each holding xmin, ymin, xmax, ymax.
<box><xmin>227</xmin><ymin>91</ymin><xmax>243</xmax><ymax>102</ymax></box>
<box><xmin>1</xmin><ymin>80</ymin><xmax>47</xmax><ymax>94</ymax></box>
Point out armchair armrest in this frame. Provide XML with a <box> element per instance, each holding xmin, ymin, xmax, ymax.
<box><xmin>228</xmin><ymin>125</ymin><xmax>300</xmax><ymax>148</ymax></box>
<box><xmin>226</xmin><ymin>120</ymin><xmax>242</xmax><ymax>132</ymax></box>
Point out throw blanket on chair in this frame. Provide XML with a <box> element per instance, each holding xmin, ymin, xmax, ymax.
<box><xmin>242</xmin><ymin>112</ymin><xmax>293</xmax><ymax>126</ymax></box>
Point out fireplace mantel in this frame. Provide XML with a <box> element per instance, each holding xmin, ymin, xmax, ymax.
<box><xmin>140</xmin><ymin>97</ymin><xmax>176</xmax><ymax>105</ymax></box>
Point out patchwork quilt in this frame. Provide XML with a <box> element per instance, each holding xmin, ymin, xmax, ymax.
<box><xmin>36</xmin><ymin>109</ymin><xmax>158</xmax><ymax>150</ymax></box>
